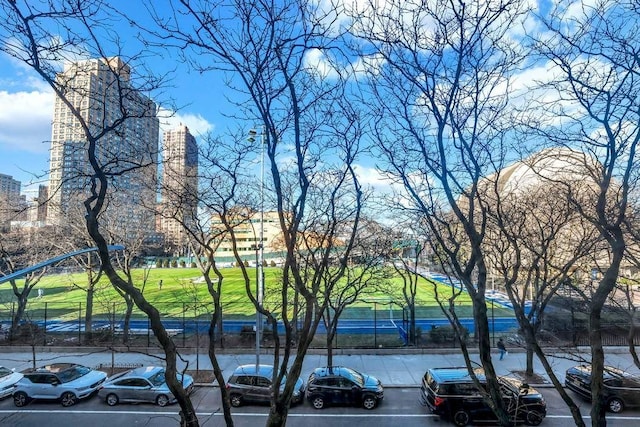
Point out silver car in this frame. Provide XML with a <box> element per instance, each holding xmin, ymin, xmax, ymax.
<box><xmin>226</xmin><ymin>364</ymin><xmax>305</xmax><ymax>407</ymax></box>
<box><xmin>13</xmin><ymin>363</ymin><xmax>107</xmax><ymax>407</ymax></box>
<box><xmin>0</xmin><ymin>366</ymin><xmax>23</xmax><ymax>399</ymax></box>
<box><xmin>97</xmin><ymin>366</ymin><xmax>194</xmax><ymax>407</ymax></box>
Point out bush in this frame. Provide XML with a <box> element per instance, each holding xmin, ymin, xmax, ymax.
<box><xmin>429</xmin><ymin>325</ymin><xmax>468</xmax><ymax>344</ymax></box>
<box><xmin>171</xmin><ymin>260</ymin><xmax>178</xmax><ymax>268</ymax></box>
<box><xmin>179</xmin><ymin>260</ymin><xmax>186</xmax><ymax>268</ymax></box>
<box><xmin>156</xmin><ymin>259</ymin><xmax>163</xmax><ymax>268</ymax></box>
<box><xmin>270</xmin><ymin>260</ymin><xmax>276</xmax><ymax>267</ymax></box>
<box><xmin>190</xmin><ymin>262</ymin><xmax>197</xmax><ymax>268</ymax></box>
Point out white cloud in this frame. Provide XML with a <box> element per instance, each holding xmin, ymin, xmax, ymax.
<box><xmin>157</xmin><ymin>108</ymin><xmax>214</xmax><ymax>138</ymax></box>
<box><xmin>303</xmin><ymin>48</ymin><xmax>339</xmax><ymax>79</ymax></box>
<box><xmin>0</xmin><ymin>89</ymin><xmax>54</xmax><ymax>153</ymax></box>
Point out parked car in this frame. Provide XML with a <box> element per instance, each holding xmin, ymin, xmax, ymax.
<box><xmin>13</xmin><ymin>363</ymin><xmax>107</xmax><ymax>407</ymax></box>
<box><xmin>565</xmin><ymin>364</ymin><xmax>640</xmax><ymax>413</ymax></box>
<box><xmin>0</xmin><ymin>366</ymin><xmax>23</xmax><ymax>399</ymax></box>
<box><xmin>97</xmin><ymin>366</ymin><xmax>194</xmax><ymax>407</ymax></box>
<box><xmin>420</xmin><ymin>366</ymin><xmax>546</xmax><ymax>426</ymax></box>
<box><xmin>305</xmin><ymin>366</ymin><xmax>383</xmax><ymax>410</ymax></box>
<box><xmin>226</xmin><ymin>364</ymin><xmax>305</xmax><ymax>407</ymax></box>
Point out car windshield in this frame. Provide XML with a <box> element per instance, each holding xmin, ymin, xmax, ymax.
<box><xmin>57</xmin><ymin>365</ymin><xmax>91</xmax><ymax>383</ymax></box>
<box><xmin>342</xmin><ymin>368</ymin><xmax>365</xmax><ymax>387</ymax></box>
<box><xmin>0</xmin><ymin>367</ymin><xmax>11</xmax><ymax>378</ymax></box>
<box><xmin>148</xmin><ymin>370</ymin><xmax>166</xmax><ymax>387</ymax></box>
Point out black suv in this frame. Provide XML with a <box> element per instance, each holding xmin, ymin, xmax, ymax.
<box><xmin>305</xmin><ymin>366</ymin><xmax>383</xmax><ymax>410</ymax></box>
<box><xmin>420</xmin><ymin>367</ymin><xmax>546</xmax><ymax>426</ymax></box>
<box><xmin>565</xmin><ymin>364</ymin><xmax>640</xmax><ymax>413</ymax></box>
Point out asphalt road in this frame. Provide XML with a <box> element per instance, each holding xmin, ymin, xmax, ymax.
<box><xmin>1</xmin><ymin>387</ymin><xmax>640</xmax><ymax>426</ymax></box>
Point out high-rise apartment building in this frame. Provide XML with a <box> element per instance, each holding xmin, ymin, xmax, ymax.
<box><xmin>0</xmin><ymin>173</ymin><xmax>22</xmax><ymax>228</ymax></box>
<box><xmin>0</xmin><ymin>173</ymin><xmax>21</xmax><ymax>196</ymax></box>
<box><xmin>47</xmin><ymin>57</ymin><xmax>159</xmax><ymax>235</ymax></box>
<box><xmin>158</xmin><ymin>124</ymin><xmax>198</xmax><ymax>250</ymax></box>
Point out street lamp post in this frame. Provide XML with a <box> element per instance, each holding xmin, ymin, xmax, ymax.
<box><xmin>249</xmin><ymin>128</ymin><xmax>265</xmax><ymax>369</ymax></box>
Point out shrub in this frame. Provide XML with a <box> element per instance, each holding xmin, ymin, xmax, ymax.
<box><xmin>429</xmin><ymin>325</ymin><xmax>468</xmax><ymax>344</ymax></box>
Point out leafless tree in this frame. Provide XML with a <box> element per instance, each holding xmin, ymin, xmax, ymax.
<box><xmin>0</xmin><ymin>227</ymin><xmax>57</xmax><ymax>341</ymax></box>
<box><xmin>161</xmin><ymin>130</ymin><xmax>257</xmax><ymax>427</ymax></box>
<box><xmin>143</xmin><ymin>2</ymin><xmax>367</xmax><ymax>425</ymax></box>
<box><xmin>348</xmin><ymin>0</ymin><xmax>530</xmax><ymax>423</ymax></box>
<box><xmin>529</xmin><ymin>1</ymin><xmax>640</xmax><ymax>424</ymax></box>
<box><xmin>0</xmin><ymin>2</ymin><xmax>199</xmax><ymax>426</ymax></box>
<box><xmin>319</xmin><ymin>218</ymin><xmax>393</xmax><ymax>366</ymax></box>
<box><xmin>388</xmin><ymin>230</ymin><xmax>432</xmax><ymax>347</ymax></box>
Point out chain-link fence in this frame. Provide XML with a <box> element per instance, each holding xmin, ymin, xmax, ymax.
<box><xmin>2</xmin><ymin>297</ymin><xmax>635</xmax><ymax>349</ymax></box>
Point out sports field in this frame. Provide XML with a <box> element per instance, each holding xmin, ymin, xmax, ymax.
<box><xmin>0</xmin><ymin>267</ymin><xmax>512</xmax><ymax>321</ymax></box>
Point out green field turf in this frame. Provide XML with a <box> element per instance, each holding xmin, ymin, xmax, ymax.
<box><xmin>0</xmin><ymin>267</ymin><xmax>512</xmax><ymax>321</ymax></box>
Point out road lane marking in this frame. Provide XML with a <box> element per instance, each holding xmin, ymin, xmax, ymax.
<box><xmin>1</xmin><ymin>410</ymin><xmax>640</xmax><ymax>421</ymax></box>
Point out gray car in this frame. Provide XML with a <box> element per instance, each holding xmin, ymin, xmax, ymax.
<box><xmin>226</xmin><ymin>364</ymin><xmax>305</xmax><ymax>407</ymax></box>
<box><xmin>13</xmin><ymin>363</ymin><xmax>107</xmax><ymax>407</ymax></box>
<box><xmin>97</xmin><ymin>366</ymin><xmax>194</xmax><ymax>407</ymax></box>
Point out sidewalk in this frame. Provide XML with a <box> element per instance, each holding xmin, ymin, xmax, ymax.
<box><xmin>1</xmin><ymin>346</ymin><xmax>638</xmax><ymax>388</ymax></box>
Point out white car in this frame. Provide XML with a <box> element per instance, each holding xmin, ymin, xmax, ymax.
<box><xmin>13</xmin><ymin>363</ymin><xmax>107</xmax><ymax>407</ymax></box>
<box><xmin>0</xmin><ymin>366</ymin><xmax>23</xmax><ymax>399</ymax></box>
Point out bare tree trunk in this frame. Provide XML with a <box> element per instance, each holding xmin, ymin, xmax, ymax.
<box><xmin>122</xmin><ymin>298</ymin><xmax>134</xmax><ymax>345</ymax></box>
<box><xmin>326</xmin><ymin>331</ymin><xmax>334</xmax><ymax>367</ymax></box>
<box><xmin>208</xmin><ymin>313</ymin><xmax>234</xmax><ymax>427</ymax></box>
<box><xmin>10</xmin><ymin>294</ymin><xmax>28</xmax><ymax>340</ymax></box>
<box><xmin>84</xmin><ymin>286</ymin><xmax>94</xmax><ymax>339</ymax></box>
<box><xmin>525</xmin><ymin>345</ymin><xmax>534</xmax><ymax>378</ymax></box>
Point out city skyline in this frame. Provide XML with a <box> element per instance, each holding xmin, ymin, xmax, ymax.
<box><xmin>0</xmin><ymin>53</ymin><xmax>215</xmax><ymax>193</ymax></box>
<box><xmin>46</xmin><ymin>57</ymin><xmax>159</xmax><ymax>236</ymax></box>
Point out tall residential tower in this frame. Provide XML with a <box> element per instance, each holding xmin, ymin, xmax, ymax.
<box><xmin>47</xmin><ymin>57</ymin><xmax>159</xmax><ymax>235</ymax></box>
<box><xmin>159</xmin><ymin>124</ymin><xmax>198</xmax><ymax>250</ymax></box>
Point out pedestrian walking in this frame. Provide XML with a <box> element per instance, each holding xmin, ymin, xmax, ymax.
<box><xmin>497</xmin><ymin>337</ymin><xmax>507</xmax><ymax>360</ymax></box>
<box><xmin>158</xmin><ymin>279</ymin><xmax>163</xmax><ymax>290</ymax></box>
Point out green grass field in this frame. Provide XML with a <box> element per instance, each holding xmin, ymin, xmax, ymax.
<box><xmin>0</xmin><ymin>267</ymin><xmax>512</xmax><ymax>321</ymax></box>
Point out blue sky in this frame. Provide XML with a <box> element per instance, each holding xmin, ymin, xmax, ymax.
<box><xmin>0</xmin><ymin>50</ymin><xmax>219</xmax><ymax>195</ymax></box>
<box><xmin>0</xmin><ymin>0</ymin><xmax>599</xmax><ymax>197</ymax></box>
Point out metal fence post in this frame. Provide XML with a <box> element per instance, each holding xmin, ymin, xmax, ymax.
<box><xmin>182</xmin><ymin>302</ymin><xmax>186</xmax><ymax>348</ymax></box>
<box><xmin>43</xmin><ymin>302</ymin><xmax>48</xmax><ymax>346</ymax></box>
<box><xmin>78</xmin><ymin>303</ymin><xmax>82</xmax><ymax>342</ymax></box>
<box><xmin>374</xmin><ymin>302</ymin><xmax>377</xmax><ymax>348</ymax></box>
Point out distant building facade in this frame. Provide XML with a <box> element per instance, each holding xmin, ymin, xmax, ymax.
<box><xmin>0</xmin><ymin>173</ymin><xmax>23</xmax><ymax>228</ymax></box>
<box><xmin>212</xmin><ymin>209</ymin><xmax>284</xmax><ymax>262</ymax></box>
<box><xmin>158</xmin><ymin>124</ymin><xmax>199</xmax><ymax>250</ymax></box>
<box><xmin>47</xmin><ymin>57</ymin><xmax>159</xmax><ymax>236</ymax></box>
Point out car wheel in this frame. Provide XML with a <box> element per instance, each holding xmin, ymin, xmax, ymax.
<box><xmin>524</xmin><ymin>410</ymin><xmax>544</xmax><ymax>426</ymax></box>
<box><xmin>230</xmin><ymin>394</ymin><xmax>242</xmax><ymax>407</ymax></box>
<box><xmin>452</xmin><ymin>409</ymin><xmax>471</xmax><ymax>427</ymax></box>
<box><xmin>608</xmin><ymin>397</ymin><xmax>624</xmax><ymax>413</ymax></box>
<box><xmin>61</xmin><ymin>391</ymin><xmax>77</xmax><ymax>407</ymax></box>
<box><xmin>311</xmin><ymin>395</ymin><xmax>325</xmax><ymax>409</ymax></box>
<box><xmin>156</xmin><ymin>394</ymin><xmax>170</xmax><ymax>407</ymax></box>
<box><xmin>362</xmin><ymin>395</ymin><xmax>377</xmax><ymax>410</ymax></box>
<box><xmin>13</xmin><ymin>391</ymin><xmax>30</xmax><ymax>407</ymax></box>
<box><xmin>106</xmin><ymin>393</ymin><xmax>119</xmax><ymax>406</ymax></box>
